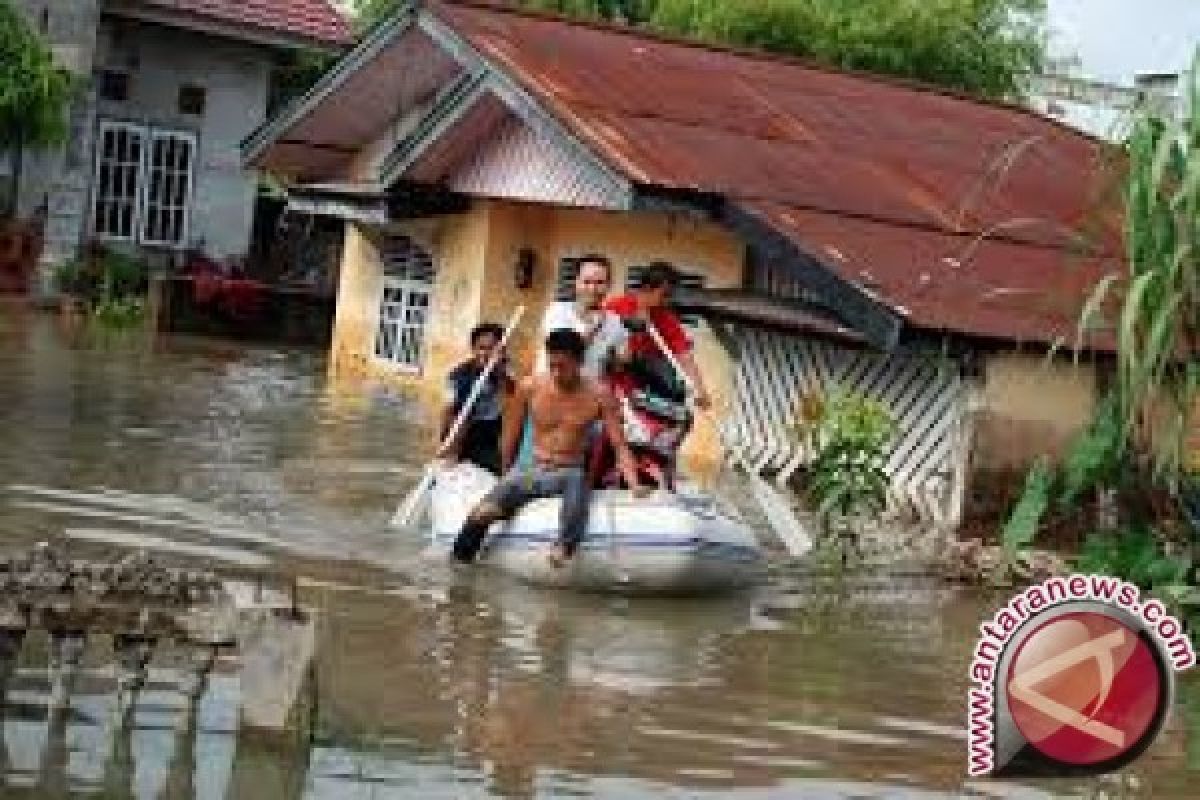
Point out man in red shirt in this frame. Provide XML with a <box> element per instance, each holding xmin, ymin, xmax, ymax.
<box><xmin>599</xmin><ymin>261</ymin><xmax>712</xmax><ymax>488</ymax></box>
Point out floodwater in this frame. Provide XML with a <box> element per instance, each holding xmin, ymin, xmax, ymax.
<box><xmin>0</xmin><ymin>303</ymin><xmax>1198</xmax><ymax>799</ymax></box>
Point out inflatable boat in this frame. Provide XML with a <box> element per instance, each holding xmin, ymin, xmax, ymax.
<box><xmin>426</xmin><ymin>463</ymin><xmax>766</xmax><ymax>594</ymax></box>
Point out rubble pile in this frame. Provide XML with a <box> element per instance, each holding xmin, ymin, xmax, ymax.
<box><xmin>0</xmin><ymin>543</ymin><xmax>223</xmax><ymax>605</ymax></box>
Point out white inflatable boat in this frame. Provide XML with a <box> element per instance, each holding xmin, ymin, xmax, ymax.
<box><xmin>426</xmin><ymin>464</ymin><xmax>766</xmax><ymax>594</ymax></box>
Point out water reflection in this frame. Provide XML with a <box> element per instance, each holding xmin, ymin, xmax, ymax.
<box><xmin>0</xmin><ymin>307</ymin><xmax>1198</xmax><ymax>798</ymax></box>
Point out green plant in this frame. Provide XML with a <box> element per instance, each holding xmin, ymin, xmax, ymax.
<box><xmin>0</xmin><ymin>1</ymin><xmax>74</xmax><ymax>149</ymax></box>
<box><xmin>91</xmin><ymin>295</ymin><xmax>145</xmax><ymax>329</ymax></box>
<box><xmin>1077</xmin><ymin>55</ymin><xmax>1200</xmax><ymax>492</ymax></box>
<box><xmin>799</xmin><ymin>391</ymin><xmax>894</xmax><ymax>530</ymax></box>
<box><xmin>1002</xmin><ymin>458</ymin><xmax>1053</xmax><ymax>556</ymax></box>
<box><xmin>51</xmin><ymin>258</ymin><xmax>82</xmax><ymax>295</ymax></box>
<box><xmin>1004</xmin><ymin>52</ymin><xmax>1200</xmax><ymax>560</ymax></box>
<box><xmin>1074</xmin><ymin>526</ymin><xmax>1191</xmax><ymax>592</ymax></box>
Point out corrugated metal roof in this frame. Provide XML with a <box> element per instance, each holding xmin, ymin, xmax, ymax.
<box><xmin>431</xmin><ymin>1</ymin><xmax>1122</xmax><ymax>347</ymax></box>
<box><xmin>139</xmin><ymin>0</ymin><xmax>352</xmax><ymax>46</ymax></box>
<box><xmin>744</xmin><ymin>201</ymin><xmax>1119</xmax><ymax>349</ymax></box>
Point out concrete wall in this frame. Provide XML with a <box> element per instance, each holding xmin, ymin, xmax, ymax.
<box><xmin>328</xmin><ymin>199</ymin><xmax>745</xmax><ymax>476</ymax></box>
<box><xmin>91</xmin><ymin>17</ymin><xmax>273</xmax><ymax>261</ymax></box>
<box><xmin>972</xmin><ymin>351</ymin><xmax>1101</xmax><ymax>472</ymax></box>
<box><xmin>10</xmin><ymin>0</ymin><xmax>102</xmax><ymax>295</ymax></box>
<box><xmin>10</xmin><ymin>4</ymin><xmax>277</xmax><ymax>290</ymax></box>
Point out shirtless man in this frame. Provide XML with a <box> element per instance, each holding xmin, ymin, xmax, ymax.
<box><xmin>452</xmin><ymin>329</ymin><xmax>646</xmax><ymax>568</ymax></box>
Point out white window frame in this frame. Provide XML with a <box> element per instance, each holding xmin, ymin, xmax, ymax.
<box><xmin>92</xmin><ymin>120</ymin><xmax>146</xmax><ymax>243</ymax></box>
<box><xmin>373</xmin><ymin>236</ymin><xmax>436</xmax><ymax>374</ymax></box>
<box><xmin>140</xmin><ymin>129</ymin><xmax>196</xmax><ymax>248</ymax></box>
<box><xmin>91</xmin><ymin>119</ymin><xmax>195</xmax><ymax>249</ymax></box>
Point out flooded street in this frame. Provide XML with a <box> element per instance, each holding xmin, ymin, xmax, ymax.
<box><xmin>1</xmin><ymin>304</ymin><xmax>1198</xmax><ymax>799</ymax></box>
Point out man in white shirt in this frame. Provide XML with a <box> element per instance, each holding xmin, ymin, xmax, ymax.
<box><xmin>520</xmin><ymin>254</ymin><xmax>627</xmax><ymax>470</ymax></box>
<box><xmin>535</xmin><ymin>254</ymin><xmax>627</xmax><ymax>379</ymax></box>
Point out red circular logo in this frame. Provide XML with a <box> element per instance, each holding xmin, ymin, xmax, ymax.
<box><xmin>1005</xmin><ymin>611</ymin><xmax>1165</xmax><ymax>767</ymax></box>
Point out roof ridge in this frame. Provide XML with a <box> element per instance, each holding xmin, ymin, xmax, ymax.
<box><xmin>431</xmin><ymin>0</ymin><xmax>1107</xmax><ymax>147</ymax></box>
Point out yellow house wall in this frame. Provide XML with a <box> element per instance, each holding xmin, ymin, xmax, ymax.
<box><xmin>973</xmin><ymin>351</ymin><xmax>1100</xmax><ymax>472</ymax></box>
<box><xmin>327</xmin><ymin>198</ymin><xmax>745</xmax><ymax>477</ymax></box>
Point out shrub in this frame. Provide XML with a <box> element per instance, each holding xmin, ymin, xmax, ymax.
<box><xmin>796</xmin><ymin>390</ymin><xmax>895</xmax><ymax>531</ymax></box>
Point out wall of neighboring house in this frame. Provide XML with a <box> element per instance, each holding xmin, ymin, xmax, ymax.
<box><xmin>972</xmin><ymin>351</ymin><xmax>1101</xmax><ymax>473</ymax></box>
<box><xmin>329</xmin><ymin>198</ymin><xmax>745</xmax><ymax>477</ymax></box>
<box><xmin>87</xmin><ymin>17</ymin><xmax>273</xmax><ymax>263</ymax></box>
<box><xmin>12</xmin><ymin>4</ymin><xmax>276</xmax><ymax>291</ymax></box>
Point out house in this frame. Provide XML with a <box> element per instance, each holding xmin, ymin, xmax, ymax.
<box><xmin>1029</xmin><ymin>71</ymin><xmax>1183</xmax><ymax>141</ymax></box>
<box><xmin>245</xmin><ymin>0</ymin><xmax>1123</xmax><ymax>525</ymax></box>
<box><xmin>5</xmin><ymin>0</ymin><xmax>350</xmax><ymax>296</ymax></box>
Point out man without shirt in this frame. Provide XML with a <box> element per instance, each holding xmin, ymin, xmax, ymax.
<box><xmin>452</xmin><ymin>329</ymin><xmax>646</xmax><ymax>569</ymax></box>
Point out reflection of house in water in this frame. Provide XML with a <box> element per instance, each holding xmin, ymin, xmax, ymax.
<box><xmin>248</xmin><ymin>1</ymin><xmax>1129</xmax><ymax>529</ymax></box>
<box><xmin>0</xmin><ymin>629</ymin><xmax>307</xmax><ymax>798</ymax></box>
<box><xmin>305</xmin><ymin>576</ymin><xmax>975</xmax><ymax>798</ymax></box>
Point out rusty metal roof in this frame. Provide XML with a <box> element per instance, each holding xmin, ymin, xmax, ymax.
<box><xmin>138</xmin><ymin>0</ymin><xmax>352</xmax><ymax>46</ymax></box>
<box><xmin>432</xmin><ymin>1</ymin><xmax>1122</xmax><ymax>347</ymax></box>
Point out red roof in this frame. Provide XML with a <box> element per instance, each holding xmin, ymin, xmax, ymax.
<box><xmin>141</xmin><ymin>0</ymin><xmax>351</xmax><ymax>46</ymax></box>
<box><xmin>431</xmin><ymin>1</ymin><xmax>1122</xmax><ymax>347</ymax></box>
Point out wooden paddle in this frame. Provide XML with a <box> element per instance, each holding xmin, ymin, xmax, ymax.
<box><xmin>390</xmin><ymin>306</ymin><xmax>526</xmax><ymax>529</ymax></box>
<box><xmin>642</xmin><ymin>320</ymin><xmax>812</xmax><ymax>558</ymax></box>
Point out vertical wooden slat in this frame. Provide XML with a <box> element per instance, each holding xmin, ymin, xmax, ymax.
<box><xmin>727</xmin><ymin>319</ymin><xmax>966</xmax><ymax>523</ymax></box>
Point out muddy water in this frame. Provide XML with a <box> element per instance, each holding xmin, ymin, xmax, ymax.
<box><xmin>1</xmin><ymin>305</ymin><xmax>1198</xmax><ymax>799</ymax></box>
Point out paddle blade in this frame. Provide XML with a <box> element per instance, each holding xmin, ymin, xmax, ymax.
<box><xmin>391</xmin><ymin>468</ymin><xmax>434</xmax><ymax>529</ymax></box>
<box><xmin>747</xmin><ymin>473</ymin><xmax>813</xmax><ymax>558</ymax></box>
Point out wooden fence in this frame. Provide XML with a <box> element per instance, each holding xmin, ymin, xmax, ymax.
<box><xmin>722</xmin><ymin>328</ymin><xmax>972</xmax><ymax>527</ymax></box>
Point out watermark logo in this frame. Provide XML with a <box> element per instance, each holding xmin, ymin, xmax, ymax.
<box><xmin>967</xmin><ymin>575</ymin><xmax>1195</xmax><ymax>777</ymax></box>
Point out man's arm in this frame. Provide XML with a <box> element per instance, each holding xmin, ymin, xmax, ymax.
<box><xmin>501</xmin><ymin>378</ymin><xmax>533</xmax><ymax>473</ymax></box>
<box><xmin>599</xmin><ymin>389</ymin><xmax>648</xmax><ymax>496</ymax></box>
<box><xmin>677</xmin><ymin>351</ymin><xmax>712</xmax><ymax>410</ymax></box>
<box><xmin>656</xmin><ymin>312</ymin><xmax>712</xmax><ymax>410</ymax></box>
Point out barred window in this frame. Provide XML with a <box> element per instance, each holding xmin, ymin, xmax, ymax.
<box><xmin>92</xmin><ymin>120</ymin><xmax>194</xmax><ymax>248</ymax></box>
<box><xmin>374</xmin><ymin>236</ymin><xmax>436</xmax><ymax>372</ymax></box>
<box><xmin>554</xmin><ymin>256</ymin><xmax>582</xmax><ymax>301</ymax></box>
<box><xmin>92</xmin><ymin>121</ymin><xmax>144</xmax><ymax>241</ymax></box>
<box><xmin>141</xmin><ymin>131</ymin><xmax>194</xmax><ymax>247</ymax></box>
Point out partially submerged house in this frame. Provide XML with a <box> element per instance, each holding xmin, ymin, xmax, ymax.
<box><xmin>245</xmin><ymin>0</ymin><xmax>1121</xmax><ymax>525</ymax></box>
<box><xmin>6</xmin><ymin>0</ymin><xmax>350</xmax><ymax>295</ymax></box>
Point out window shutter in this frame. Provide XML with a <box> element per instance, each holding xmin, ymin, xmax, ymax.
<box><xmin>555</xmin><ymin>257</ymin><xmax>580</xmax><ymax>301</ymax></box>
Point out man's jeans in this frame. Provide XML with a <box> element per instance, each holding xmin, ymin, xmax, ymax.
<box><xmin>452</xmin><ymin>465</ymin><xmax>590</xmax><ymax>563</ymax></box>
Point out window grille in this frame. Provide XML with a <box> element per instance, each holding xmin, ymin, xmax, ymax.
<box><xmin>92</xmin><ymin>120</ymin><xmax>194</xmax><ymax>248</ymax></box>
<box><xmin>374</xmin><ymin>236</ymin><xmax>436</xmax><ymax>371</ymax></box>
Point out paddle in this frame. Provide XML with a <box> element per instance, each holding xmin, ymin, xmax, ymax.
<box><xmin>390</xmin><ymin>306</ymin><xmax>526</xmax><ymax>529</ymax></box>
<box><xmin>642</xmin><ymin>320</ymin><xmax>813</xmax><ymax>558</ymax></box>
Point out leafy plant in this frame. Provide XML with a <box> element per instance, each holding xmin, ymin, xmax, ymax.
<box><xmin>0</xmin><ymin>1</ymin><xmax>75</xmax><ymax>149</ymax></box>
<box><xmin>1075</xmin><ymin>55</ymin><xmax>1200</xmax><ymax>492</ymax></box>
<box><xmin>1074</xmin><ymin>526</ymin><xmax>1191</xmax><ymax>591</ymax></box>
<box><xmin>798</xmin><ymin>391</ymin><xmax>895</xmax><ymax>531</ymax></box>
<box><xmin>91</xmin><ymin>295</ymin><xmax>145</xmax><ymax>329</ymax></box>
<box><xmin>1002</xmin><ymin>458</ymin><xmax>1053</xmax><ymax>556</ymax></box>
<box><xmin>52</xmin><ymin>243</ymin><xmax>147</xmax><ymax>328</ymax></box>
<box><xmin>1058</xmin><ymin>395</ymin><xmax>1124</xmax><ymax>507</ymax></box>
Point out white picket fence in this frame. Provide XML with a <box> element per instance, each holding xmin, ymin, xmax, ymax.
<box><xmin>723</xmin><ymin>329</ymin><xmax>972</xmax><ymax>527</ymax></box>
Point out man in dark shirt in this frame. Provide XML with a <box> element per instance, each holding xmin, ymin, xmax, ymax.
<box><xmin>439</xmin><ymin>323</ymin><xmax>514</xmax><ymax>474</ymax></box>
